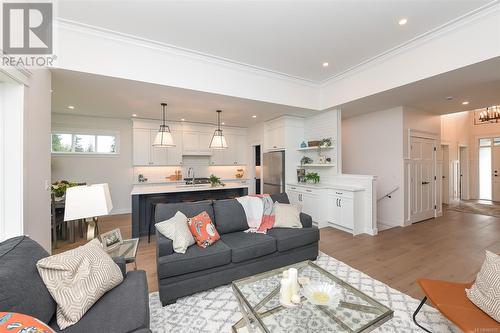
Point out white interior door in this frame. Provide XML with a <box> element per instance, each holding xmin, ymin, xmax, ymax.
<box><xmin>492</xmin><ymin>145</ymin><xmax>500</xmax><ymax>201</ymax></box>
<box><xmin>410</xmin><ymin>137</ymin><xmax>436</xmax><ymax>223</ymax></box>
<box><xmin>441</xmin><ymin>145</ymin><xmax>450</xmax><ymax>204</ymax></box>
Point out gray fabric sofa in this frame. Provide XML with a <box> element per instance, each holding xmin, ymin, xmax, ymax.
<box><xmin>0</xmin><ymin>236</ymin><xmax>151</xmax><ymax>333</ymax></box>
<box><xmin>155</xmin><ymin>193</ymin><xmax>319</xmax><ymax>305</ymax></box>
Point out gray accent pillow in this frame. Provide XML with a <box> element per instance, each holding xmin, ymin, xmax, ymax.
<box><xmin>213</xmin><ymin>199</ymin><xmax>249</xmax><ymax>234</ymax></box>
<box><xmin>466</xmin><ymin>251</ymin><xmax>500</xmax><ymax>322</ymax></box>
<box><xmin>0</xmin><ymin>236</ymin><xmax>56</xmax><ymax>323</ymax></box>
<box><xmin>37</xmin><ymin>239</ymin><xmax>123</xmax><ymax>329</ymax></box>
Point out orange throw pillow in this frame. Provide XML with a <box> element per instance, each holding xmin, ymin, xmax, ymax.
<box><xmin>187</xmin><ymin>211</ymin><xmax>220</xmax><ymax>248</ymax></box>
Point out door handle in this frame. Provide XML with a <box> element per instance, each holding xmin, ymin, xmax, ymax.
<box><xmin>422</xmin><ymin>181</ymin><xmax>430</xmax><ymax>185</ymax></box>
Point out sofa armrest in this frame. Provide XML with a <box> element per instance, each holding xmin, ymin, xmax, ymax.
<box><xmin>112</xmin><ymin>256</ymin><xmax>127</xmax><ymax>278</ymax></box>
<box><xmin>156</xmin><ymin>230</ymin><xmax>174</xmax><ymax>257</ymax></box>
<box><xmin>300</xmin><ymin>212</ymin><xmax>313</xmax><ymax>228</ymax></box>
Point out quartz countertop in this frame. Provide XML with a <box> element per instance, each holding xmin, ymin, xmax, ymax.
<box><xmin>287</xmin><ymin>182</ymin><xmax>366</xmax><ymax>192</ymax></box>
<box><xmin>131</xmin><ymin>181</ymin><xmax>249</xmax><ymax>195</ymax></box>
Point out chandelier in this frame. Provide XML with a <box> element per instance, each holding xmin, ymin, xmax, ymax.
<box><xmin>475</xmin><ymin>105</ymin><xmax>500</xmax><ymax>125</ymax></box>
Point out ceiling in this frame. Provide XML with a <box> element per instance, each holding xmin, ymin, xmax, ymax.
<box><xmin>55</xmin><ymin>0</ymin><xmax>491</xmax><ymax>82</ymax></box>
<box><xmin>339</xmin><ymin>56</ymin><xmax>500</xmax><ymax>118</ymax></box>
<box><xmin>51</xmin><ymin>69</ymin><xmax>318</xmax><ymax>126</ymax></box>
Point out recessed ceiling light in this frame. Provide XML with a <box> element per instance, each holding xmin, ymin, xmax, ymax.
<box><xmin>67</xmin><ymin>105</ymin><xmax>75</xmax><ymax>109</ymax></box>
<box><xmin>322</xmin><ymin>62</ymin><xmax>329</xmax><ymax>67</ymax></box>
<box><xmin>399</xmin><ymin>18</ymin><xmax>408</xmax><ymax>25</ymax></box>
<box><xmin>221</xmin><ymin>122</ymin><xmax>225</xmax><ymax>125</ymax></box>
<box><xmin>132</xmin><ymin>113</ymin><xmax>137</xmax><ymax>117</ymax></box>
<box><xmin>445</xmin><ymin>96</ymin><xmax>454</xmax><ymax>101</ymax></box>
<box><xmin>252</xmin><ymin>115</ymin><xmax>257</xmax><ymax>118</ymax></box>
<box><xmin>180</xmin><ymin>118</ymin><xmax>185</xmax><ymax>121</ymax></box>
<box><xmin>462</xmin><ymin>101</ymin><xmax>469</xmax><ymax>105</ymax></box>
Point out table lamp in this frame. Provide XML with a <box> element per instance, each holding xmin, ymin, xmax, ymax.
<box><xmin>64</xmin><ymin>183</ymin><xmax>113</xmax><ymax>240</ymax></box>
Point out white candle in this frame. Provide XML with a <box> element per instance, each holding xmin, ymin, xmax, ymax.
<box><xmin>280</xmin><ymin>278</ymin><xmax>292</xmax><ymax>304</ymax></box>
<box><xmin>288</xmin><ymin>268</ymin><xmax>299</xmax><ymax>295</ymax></box>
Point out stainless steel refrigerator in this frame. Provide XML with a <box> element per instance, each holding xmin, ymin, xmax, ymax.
<box><xmin>263</xmin><ymin>151</ymin><xmax>285</xmax><ymax>194</ymax></box>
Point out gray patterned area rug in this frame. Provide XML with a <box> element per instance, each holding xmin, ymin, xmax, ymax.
<box><xmin>149</xmin><ymin>252</ymin><xmax>459</xmax><ymax>333</ymax></box>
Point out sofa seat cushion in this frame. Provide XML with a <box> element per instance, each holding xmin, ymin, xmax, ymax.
<box><xmin>221</xmin><ymin>232</ymin><xmax>276</xmax><ymax>263</ymax></box>
<box><xmin>267</xmin><ymin>227</ymin><xmax>320</xmax><ymax>252</ymax></box>
<box><xmin>0</xmin><ymin>236</ymin><xmax>56</xmax><ymax>324</ymax></box>
<box><xmin>157</xmin><ymin>241</ymin><xmax>231</xmax><ymax>279</ymax></box>
<box><xmin>49</xmin><ymin>270</ymin><xmax>150</xmax><ymax>333</ymax></box>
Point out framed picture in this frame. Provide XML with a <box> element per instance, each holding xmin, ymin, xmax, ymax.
<box><xmin>100</xmin><ymin>228</ymin><xmax>123</xmax><ymax>251</ymax></box>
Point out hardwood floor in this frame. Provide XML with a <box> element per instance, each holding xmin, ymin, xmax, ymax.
<box><xmin>55</xmin><ymin>208</ymin><xmax>500</xmax><ymax>300</ymax></box>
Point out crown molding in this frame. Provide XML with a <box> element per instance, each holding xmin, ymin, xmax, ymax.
<box><xmin>320</xmin><ymin>0</ymin><xmax>499</xmax><ymax>86</ymax></box>
<box><xmin>54</xmin><ymin>18</ymin><xmax>319</xmax><ymax>88</ymax></box>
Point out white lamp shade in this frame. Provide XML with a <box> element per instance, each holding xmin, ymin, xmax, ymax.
<box><xmin>64</xmin><ymin>183</ymin><xmax>113</xmax><ymax>221</ymax></box>
<box><xmin>209</xmin><ymin>131</ymin><xmax>228</xmax><ymax>149</ymax></box>
<box><xmin>152</xmin><ymin>129</ymin><xmax>175</xmax><ymax>147</ymax></box>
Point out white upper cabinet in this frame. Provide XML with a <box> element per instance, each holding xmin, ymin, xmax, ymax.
<box><xmin>133</xmin><ymin>128</ymin><xmax>152</xmax><ymax>165</ymax></box>
<box><xmin>182</xmin><ymin>130</ymin><xmax>212</xmax><ymax>156</ymax></box>
<box><xmin>209</xmin><ymin>134</ymin><xmax>247</xmax><ymax>165</ymax></box>
<box><xmin>264</xmin><ymin>119</ymin><xmax>285</xmax><ymax>151</ymax></box>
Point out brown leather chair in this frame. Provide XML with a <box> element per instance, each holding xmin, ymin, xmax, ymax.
<box><xmin>414</xmin><ymin>278</ymin><xmax>500</xmax><ymax>333</ymax></box>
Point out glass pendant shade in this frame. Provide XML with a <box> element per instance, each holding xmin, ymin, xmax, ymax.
<box><xmin>153</xmin><ymin>103</ymin><xmax>175</xmax><ymax>147</ymax></box>
<box><xmin>209</xmin><ymin>129</ymin><xmax>228</xmax><ymax>149</ymax></box>
<box><xmin>209</xmin><ymin>110</ymin><xmax>228</xmax><ymax>149</ymax></box>
<box><xmin>153</xmin><ymin>125</ymin><xmax>175</xmax><ymax>147</ymax></box>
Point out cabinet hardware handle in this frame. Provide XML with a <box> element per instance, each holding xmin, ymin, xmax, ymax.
<box><xmin>421</xmin><ymin>181</ymin><xmax>430</xmax><ymax>185</ymax></box>
<box><xmin>291</xmin><ymin>187</ymin><xmax>296</xmax><ymax>189</ymax></box>
<box><xmin>306</xmin><ymin>189</ymin><xmax>312</xmax><ymax>192</ymax></box>
<box><xmin>336</xmin><ymin>191</ymin><xmax>343</xmax><ymax>195</ymax></box>
<box><xmin>339</xmin><ymin>199</ymin><xmax>342</xmax><ymax>207</ymax></box>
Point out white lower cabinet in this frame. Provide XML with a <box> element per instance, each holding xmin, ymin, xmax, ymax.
<box><xmin>286</xmin><ymin>185</ymin><xmax>326</xmax><ymax>227</ymax></box>
<box><xmin>326</xmin><ymin>189</ymin><xmax>363</xmax><ymax>235</ymax></box>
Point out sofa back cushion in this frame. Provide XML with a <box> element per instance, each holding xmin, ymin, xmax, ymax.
<box><xmin>270</xmin><ymin>193</ymin><xmax>290</xmax><ymax>204</ymax></box>
<box><xmin>155</xmin><ymin>200</ymin><xmax>215</xmax><ymax>224</ymax></box>
<box><xmin>0</xmin><ymin>236</ymin><xmax>56</xmax><ymax>323</ymax></box>
<box><xmin>213</xmin><ymin>199</ymin><xmax>249</xmax><ymax>234</ymax></box>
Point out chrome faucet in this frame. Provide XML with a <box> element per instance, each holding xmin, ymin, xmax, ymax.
<box><xmin>187</xmin><ymin>167</ymin><xmax>195</xmax><ymax>186</ymax></box>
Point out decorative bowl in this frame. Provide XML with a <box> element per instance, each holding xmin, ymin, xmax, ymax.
<box><xmin>302</xmin><ymin>282</ymin><xmax>341</xmax><ymax>307</ymax></box>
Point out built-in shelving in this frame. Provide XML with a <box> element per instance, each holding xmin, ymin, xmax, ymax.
<box><xmin>297</xmin><ymin>146</ymin><xmax>334</xmax><ymax>151</ymax></box>
<box><xmin>297</xmin><ymin>164</ymin><xmax>335</xmax><ymax>168</ymax></box>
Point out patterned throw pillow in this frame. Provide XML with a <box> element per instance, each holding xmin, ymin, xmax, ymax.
<box><xmin>465</xmin><ymin>250</ymin><xmax>500</xmax><ymax>322</ymax></box>
<box><xmin>187</xmin><ymin>211</ymin><xmax>220</xmax><ymax>248</ymax></box>
<box><xmin>0</xmin><ymin>312</ymin><xmax>54</xmax><ymax>332</ymax></box>
<box><xmin>36</xmin><ymin>239</ymin><xmax>123</xmax><ymax>329</ymax></box>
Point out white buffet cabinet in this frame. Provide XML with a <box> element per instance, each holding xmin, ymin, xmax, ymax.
<box><xmin>286</xmin><ymin>183</ymin><xmax>366</xmax><ymax>235</ymax></box>
<box><xmin>133</xmin><ymin>119</ymin><xmax>247</xmax><ymax>166</ymax></box>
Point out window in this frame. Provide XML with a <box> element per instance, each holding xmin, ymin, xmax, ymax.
<box><xmin>479</xmin><ymin>138</ymin><xmax>492</xmax><ymax>147</ymax></box>
<box><xmin>52</xmin><ymin>132</ymin><xmax>117</xmax><ymax>154</ymax></box>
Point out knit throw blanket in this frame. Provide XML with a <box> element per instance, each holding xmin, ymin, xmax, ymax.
<box><xmin>236</xmin><ymin>194</ymin><xmax>275</xmax><ymax>234</ymax></box>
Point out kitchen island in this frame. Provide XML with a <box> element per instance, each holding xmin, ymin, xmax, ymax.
<box><xmin>131</xmin><ymin>181</ymin><xmax>249</xmax><ymax>238</ymax></box>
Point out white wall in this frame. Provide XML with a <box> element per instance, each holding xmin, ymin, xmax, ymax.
<box><xmin>342</xmin><ymin>107</ymin><xmax>404</xmax><ymax>229</ymax></box>
<box><xmin>24</xmin><ymin>70</ymin><xmax>52</xmax><ymax>251</ymax></box>
<box><xmin>51</xmin><ymin>114</ymin><xmax>134</xmax><ymax>215</ymax></box>
<box><xmin>402</xmin><ymin>106</ymin><xmax>441</xmax><ymax>157</ymax></box>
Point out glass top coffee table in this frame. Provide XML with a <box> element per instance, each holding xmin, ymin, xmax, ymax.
<box><xmin>232</xmin><ymin>260</ymin><xmax>393</xmax><ymax>333</ymax></box>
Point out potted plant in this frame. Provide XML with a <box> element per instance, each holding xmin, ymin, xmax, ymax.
<box><xmin>305</xmin><ymin>172</ymin><xmax>320</xmax><ymax>184</ymax></box>
<box><xmin>320</xmin><ymin>138</ymin><xmax>332</xmax><ymax>148</ymax></box>
<box><xmin>300</xmin><ymin>156</ymin><xmax>313</xmax><ymax>165</ymax></box>
<box><xmin>208</xmin><ymin>174</ymin><xmax>225</xmax><ymax>187</ymax></box>
<box><xmin>51</xmin><ymin>180</ymin><xmax>77</xmax><ymax>200</ymax></box>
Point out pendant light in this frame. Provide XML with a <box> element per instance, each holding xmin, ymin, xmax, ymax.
<box><xmin>153</xmin><ymin>103</ymin><xmax>175</xmax><ymax>147</ymax></box>
<box><xmin>209</xmin><ymin>110</ymin><xmax>228</xmax><ymax>149</ymax></box>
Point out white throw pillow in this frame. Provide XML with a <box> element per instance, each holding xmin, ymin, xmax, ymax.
<box><xmin>465</xmin><ymin>250</ymin><xmax>500</xmax><ymax>322</ymax></box>
<box><xmin>36</xmin><ymin>239</ymin><xmax>124</xmax><ymax>329</ymax></box>
<box><xmin>273</xmin><ymin>202</ymin><xmax>302</xmax><ymax>228</ymax></box>
<box><xmin>155</xmin><ymin>211</ymin><xmax>195</xmax><ymax>254</ymax></box>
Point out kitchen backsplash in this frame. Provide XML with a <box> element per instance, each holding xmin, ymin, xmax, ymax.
<box><xmin>133</xmin><ymin>156</ymin><xmax>247</xmax><ymax>184</ymax></box>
